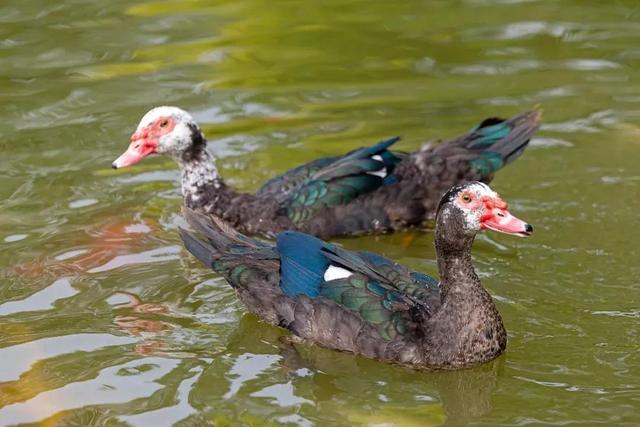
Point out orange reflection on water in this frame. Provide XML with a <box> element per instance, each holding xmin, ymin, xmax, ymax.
<box><xmin>9</xmin><ymin>216</ymin><xmax>160</xmax><ymax>280</ymax></box>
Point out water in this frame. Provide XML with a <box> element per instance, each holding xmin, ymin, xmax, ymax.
<box><xmin>1</xmin><ymin>0</ymin><xmax>640</xmax><ymax>425</ymax></box>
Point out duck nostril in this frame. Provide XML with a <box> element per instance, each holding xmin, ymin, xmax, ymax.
<box><xmin>496</xmin><ymin>212</ymin><xmax>505</xmax><ymax>218</ymax></box>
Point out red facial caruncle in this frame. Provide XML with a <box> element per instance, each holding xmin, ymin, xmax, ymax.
<box><xmin>458</xmin><ymin>189</ymin><xmax>532</xmax><ymax>237</ymax></box>
<box><xmin>112</xmin><ymin>116</ymin><xmax>176</xmax><ymax>169</ymax></box>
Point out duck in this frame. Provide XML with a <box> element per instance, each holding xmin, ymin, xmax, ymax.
<box><xmin>113</xmin><ymin>106</ymin><xmax>540</xmax><ymax>238</ymax></box>
<box><xmin>178</xmin><ymin>181</ymin><xmax>532</xmax><ymax>370</ymax></box>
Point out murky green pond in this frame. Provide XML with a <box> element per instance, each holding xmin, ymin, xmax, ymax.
<box><xmin>1</xmin><ymin>0</ymin><xmax>640</xmax><ymax>425</ymax></box>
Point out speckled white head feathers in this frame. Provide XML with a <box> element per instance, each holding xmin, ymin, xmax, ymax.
<box><xmin>136</xmin><ymin>106</ymin><xmax>195</xmax><ymax>131</ymax></box>
<box><xmin>112</xmin><ymin>106</ymin><xmax>206</xmax><ymax>169</ymax></box>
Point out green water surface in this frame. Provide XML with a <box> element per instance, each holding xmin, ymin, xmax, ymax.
<box><xmin>1</xmin><ymin>0</ymin><xmax>640</xmax><ymax>426</ymax></box>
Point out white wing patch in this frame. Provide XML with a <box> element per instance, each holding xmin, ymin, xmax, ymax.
<box><xmin>367</xmin><ymin>154</ymin><xmax>387</xmax><ymax>178</ymax></box>
<box><xmin>324</xmin><ymin>265</ymin><xmax>353</xmax><ymax>281</ymax></box>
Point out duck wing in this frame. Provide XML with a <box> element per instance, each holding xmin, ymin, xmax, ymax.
<box><xmin>277</xmin><ymin>137</ymin><xmax>403</xmax><ymax>225</ymax></box>
<box><xmin>276</xmin><ymin>231</ymin><xmax>440</xmax><ymax>341</ymax></box>
<box><xmin>257</xmin><ymin>156</ymin><xmax>338</xmax><ymax>197</ymax></box>
<box><xmin>257</xmin><ymin>137</ymin><xmax>403</xmax><ymax>200</ymax></box>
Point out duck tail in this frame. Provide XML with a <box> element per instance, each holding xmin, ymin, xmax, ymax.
<box><xmin>178</xmin><ymin>226</ymin><xmax>217</xmax><ymax>267</ymax></box>
<box><xmin>413</xmin><ymin>108</ymin><xmax>542</xmax><ymax>182</ymax></box>
<box><xmin>178</xmin><ymin>208</ymin><xmax>273</xmax><ymax>268</ymax></box>
<box><xmin>417</xmin><ymin>108</ymin><xmax>541</xmax><ymax>179</ymax></box>
<box><xmin>471</xmin><ymin>108</ymin><xmax>542</xmax><ymax>167</ymax></box>
<box><xmin>460</xmin><ymin>108</ymin><xmax>541</xmax><ymax>176</ymax></box>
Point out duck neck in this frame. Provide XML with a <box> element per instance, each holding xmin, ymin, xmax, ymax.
<box><xmin>176</xmin><ymin>147</ymin><xmax>226</xmax><ymax>208</ymax></box>
<box><xmin>423</xmin><ymin>214</ymin><xmax>506</xmax><ymax>368</ymax></box>
<box><xmin>435</xmin><ymin>232</ymin><xmax>480</xmax><ymax>303</ymax></box>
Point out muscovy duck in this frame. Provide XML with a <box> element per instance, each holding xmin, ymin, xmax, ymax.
<box><xmin>113</xmin><ymin>106</ymin><xmax>540</xmax><ymax>238</ymax></box>
<box><xmin>178</xmin><ymin>182</ymin><xmax>532</xmax><ymax>370</ymax></box>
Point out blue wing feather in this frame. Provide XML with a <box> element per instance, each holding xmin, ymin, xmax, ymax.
<box><xmin>276</xmin><ymin>231</ymin><xmax>332</xmax><ymax>297</ymax></box>
<box><xmin>410</xmin><ymin>271</ymin><xmax>439</xmax><ymax>289</ymax></box>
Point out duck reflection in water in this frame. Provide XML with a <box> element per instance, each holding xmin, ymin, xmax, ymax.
<box><xmin>111</xmin><ymin>291</ymin><xmax>174</xmax><ymax>356</ymax></box>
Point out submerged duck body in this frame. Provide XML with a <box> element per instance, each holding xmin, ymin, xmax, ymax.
<box><xmin>179</xmin><ymin>182</ymin><xmax>532</xmax><ymax>370</ymax></box>
<box><xmin>114</xmin><ymin>106</ymin><xmax>540</xmax><ymax>238</ymax></box>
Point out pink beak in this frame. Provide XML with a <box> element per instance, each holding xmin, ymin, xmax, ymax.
<box><xmin>112</xmin><ymin>131</ymin><xmax>157</xmax><ymax>169</ymax></box>
<box><xmin>481</xmin><ymin>208</ymin><xmax>533</xmax><ymax>237</ymax></box>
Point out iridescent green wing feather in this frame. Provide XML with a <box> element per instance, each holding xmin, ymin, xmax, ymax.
<box><xmin>322</xmin><ymin>245</ymin><xmax>440</xmax><ymax>308</ymax></box>
<box><xmin>257</xmin><ymin>156</ymin><xmax>338</xmax><ymax>197</ymax></box>
<box><xmin>281</xmin><ymin>138</ymin><xmax>402</xmax><ymax>225</ymax></box>
<box><xmin>317</xmin><ymin>246</ymin><xmax>440</xmax><ymax>341</ymax></box>
<box><xmin>318</xmin><ymin>273</ymin><xmax>415</xmax><ymax>341</ymax></box>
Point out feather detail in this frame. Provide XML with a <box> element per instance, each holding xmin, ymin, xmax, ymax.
<box><xmin>281</xmin><ymin>137</ymin><xmax>403</xmax><ymax>225</ymax></box>
<box><xmin>276</xmin><ymin>231</ymin><xmax>331</xmax><ymax>297</ymax></box>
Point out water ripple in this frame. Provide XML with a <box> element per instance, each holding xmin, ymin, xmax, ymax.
<box><xmin>224</xmin><ymin>353</ymin><xmax>281</xmax><ymax>400</ymax></box>
<box><xmin>87</xmin><ymin>245</ymin><xmax>182</xmax><ymax>273</ymax></box>
<box><xmin>0</xmin><ymin>357</ymin><xmax>178</xmax><ymax>426</ymax></box>
<box><xmin>0</xmin><ymin>333</ymin><xmax>137</xmax><ymax>383</ymax></box>
<box><xmin>118</xmin><ymin>365</ymin><xmax>203</xmax><ymax>426</ymax></box>
<box><xmin>0</xmin><ymin>277</ymin><xmax>78</xmax><ymax>317</ymax></box>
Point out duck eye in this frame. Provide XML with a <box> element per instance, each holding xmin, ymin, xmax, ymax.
<box><xmin>159</xmin><ymin>119</ymin><xmax>169</xmax><ymax>127</ymax></box>
<box><xmin>461</xmin><ymin>194</ymin><xmax>472</xmax><ymax>203</ymax></box>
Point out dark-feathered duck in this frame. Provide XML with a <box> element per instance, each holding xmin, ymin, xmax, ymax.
<box><xmin>113</xmin><ymin>106</ymin><xmax>540</xmax><ymax>238</ymax></box>
<box><xmin>178</xmin><ymin>182</ymin><xmax>533</xmax><ymax>370</ymax></box>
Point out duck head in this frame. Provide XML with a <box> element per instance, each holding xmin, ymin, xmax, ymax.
<box><xmin>436</xmin><ymin>182</ymin><xmax>532</xmax><ymax>246</ymax></box>
<box><xmin>112</xmin><ymin>106</ymin><xmax>206</xmax><ymax>169</ymax></box>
